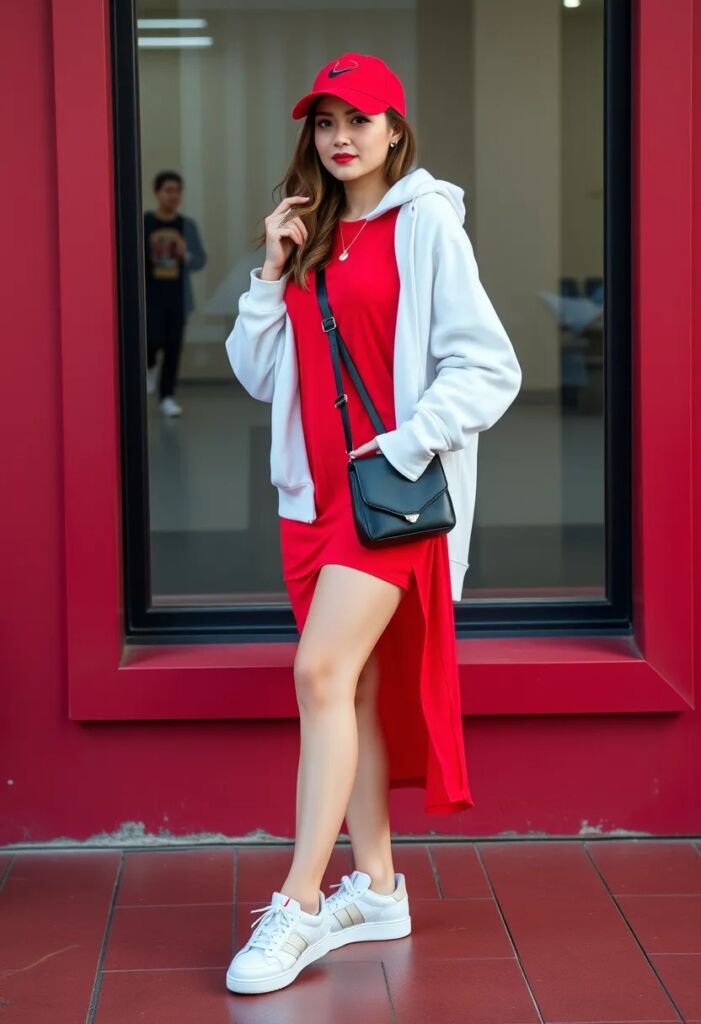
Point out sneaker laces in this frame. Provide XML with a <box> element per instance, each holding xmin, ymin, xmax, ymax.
<box><xmin>246</xmin><ymin>902</ymin><xmax>296</xmax><ymax>953</ymax></box>
<box><xmin>326</xmin><ymin>874</ymin><xmax>362</xmax><ymax>911</ymax></box>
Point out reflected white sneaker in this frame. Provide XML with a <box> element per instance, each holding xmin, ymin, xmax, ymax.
<box><xmin>160</xmin><ymin>396</ymin><xmax>182</xmax><ymax>417</ymax></box>
<box><xmin>226</xmin><ymin>889</ymin><xmax>332</xmax><ymax>995</ymax></box>
<box><xmin>146</xmin><ymin>366</ymin><xmax>158</xmax><ymax>394</ymax></box>
<box><xmin>325</xmin><ymin>869</ymin><xmax>411</xmax><ymax>950</ymax></box>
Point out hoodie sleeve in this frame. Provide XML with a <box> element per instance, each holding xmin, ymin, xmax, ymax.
<box><xmin>374</xmin><ymin>202</ymin><xmax>522</xmax><ymax>481</ymax></box>
<box><xmin>224</xmin><ymin>266</ymin><xmax>291</xmax><ymax>403</ymax></box>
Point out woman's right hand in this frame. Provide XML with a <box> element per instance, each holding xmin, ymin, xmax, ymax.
<box><xmin>264</xmin><ymin>195</ymin><xmax>310</xmax><ymax>272</ymax></box>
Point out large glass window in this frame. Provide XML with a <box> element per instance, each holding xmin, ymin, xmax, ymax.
<box><xmin>115</xmin><ymin>0</ymin><xmax>630</xmax><ymax>636</ymax></box>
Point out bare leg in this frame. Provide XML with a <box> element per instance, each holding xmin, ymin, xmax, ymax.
<box><xmin>280</xmin><ymin>564</ymin><xmax>404</xmax><ymax>914</ymax></box>
<box><xmin>342</xmin><ymin>647</ymin><xmax>397</xmax><ymax>894</ymax></box>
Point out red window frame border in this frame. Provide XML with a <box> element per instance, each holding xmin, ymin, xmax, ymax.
<box><xmin>53</xmin><ymin>0</ymin><xmax>696</xmax><ymax>721</ymax></box>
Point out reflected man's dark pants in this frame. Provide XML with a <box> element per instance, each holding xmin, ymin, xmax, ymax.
<box><xmin>146</xmin><ymin>292</ymin><xmax>185</xmax><ymax>400</ymax></box>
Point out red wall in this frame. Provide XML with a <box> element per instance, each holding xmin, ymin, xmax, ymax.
<box><xmin>1</xmin><ymin>0</ymin><xmax>699</xmax><ymax>845</ymax></box>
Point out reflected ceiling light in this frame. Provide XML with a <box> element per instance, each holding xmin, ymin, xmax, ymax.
<box><xmin>137</xmin><ymin>18</ymin><xmax>208</xmax><ymax>29</ymax></box>
<box><xmin>563</xmin><ymin>0</ymin><xmax>581</xmax><ymax>7</ymax></box>
<box><xmin>137</xmin><ymin>37</ymin><xmax>214</xmax><ymax>48</ymax></box>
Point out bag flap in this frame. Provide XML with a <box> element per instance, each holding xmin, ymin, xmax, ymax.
<box><xmin>350</xmin><ymin>453</ymin><xmax>447</xmax><ymax>517</ymax></box>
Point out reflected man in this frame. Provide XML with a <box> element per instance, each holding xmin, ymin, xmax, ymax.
<box><xmin>144</xmin><ymin>170</ymin><xmax>207</xmax><ymax>416</ymax></box>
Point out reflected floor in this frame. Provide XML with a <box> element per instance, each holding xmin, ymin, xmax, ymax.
<box><xmin>146</xmin><ymin>383</ymin><xmax>606</xmax><ymax>602</ymax></box>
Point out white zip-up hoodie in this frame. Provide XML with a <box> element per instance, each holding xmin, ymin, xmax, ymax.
<box><xmin>225</xmin><ymin>166</ymin><xmax>522</xmax><ymax>601</ymax></box>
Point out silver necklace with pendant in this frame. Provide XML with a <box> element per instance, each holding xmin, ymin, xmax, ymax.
<box><xmin>338</xmin><ymin>218</ymin><xmax>369</xmax><ymax>261</ymax></box>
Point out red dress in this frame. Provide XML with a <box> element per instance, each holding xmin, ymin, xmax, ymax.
<box><xmin>280</xmin><ymin>207</ymin><xmax>474</xmax><ymax>815</ymax></box>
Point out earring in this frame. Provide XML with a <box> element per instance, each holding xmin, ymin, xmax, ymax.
<box><xmin>390</xmin><ymin>141</ymin><xmax>397</xmax><ymax>148</ymax></box>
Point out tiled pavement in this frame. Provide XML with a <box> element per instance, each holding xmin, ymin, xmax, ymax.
<box><xmin>1</xmin><ymin>839</ymin><xmax>700</xmax><ymax>1022</ymax></box>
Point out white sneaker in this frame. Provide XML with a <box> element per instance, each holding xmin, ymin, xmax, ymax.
<box><xmin>226</xmin><ymin>889</ymin><xmax>332</xmax><ymax>995</ymax></box>
<box><xmin>159</xmin><ymin>396</ymin><xmax>182</xmax><ymax>417</ymax></box>
<box><xmin>325</xmin><ymin>869</ymin><xmax>412</xmax><ymax>950</ymax></box>
<box><xmin>146</xmin><ymin>366</ymin><xmax>158</xmax><ymax>394</ymax></box>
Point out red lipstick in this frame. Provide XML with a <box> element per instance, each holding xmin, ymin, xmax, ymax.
<box><xmin>332</xmin><ymin>154</ymin><xmax>356</xmax><ymax>164</ymax></box>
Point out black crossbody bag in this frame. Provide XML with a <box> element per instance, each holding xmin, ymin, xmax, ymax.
<box><xmin>315</xmin><ymin>264</ymin><xmax>456</xmax><ymax>546</ymax></box>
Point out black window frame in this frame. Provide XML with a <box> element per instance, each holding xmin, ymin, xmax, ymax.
<box><xmin>113</xmin><ymin>0</ymin><xmax>632</xmax><ymax>642</ymax></box>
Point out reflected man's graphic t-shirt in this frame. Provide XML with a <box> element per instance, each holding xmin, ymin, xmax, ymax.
<box><xmin>143</xmin><ymin>212</ymin><xmax>185</xmax><ymax>306</ymax></box>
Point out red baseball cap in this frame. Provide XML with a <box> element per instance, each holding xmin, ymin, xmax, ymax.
<box><xmin>291</xmin><ymin>52</ymin><xmax>406</xmax><ymax>121</ymax></box>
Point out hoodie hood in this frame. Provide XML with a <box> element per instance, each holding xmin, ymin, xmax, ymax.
<box><xmin>361</xmin><ymin>165</ymin><xmax>466</xmax><ymax>225</ymax></box>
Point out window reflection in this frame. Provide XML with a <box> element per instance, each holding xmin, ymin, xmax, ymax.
<box><xmin>136</xmin><ymin>0</ymin><xmax>606</xmax><ymax>606</ymax></box>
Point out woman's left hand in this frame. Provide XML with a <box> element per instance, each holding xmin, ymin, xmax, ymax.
<box><xmin>349</xmin><ymin>437</ymin><xmax>380</xmax><ymax>459</ymax></box>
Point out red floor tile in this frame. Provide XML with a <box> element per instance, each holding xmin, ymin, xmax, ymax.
<box><xmin>617</xmin><ymin>894</ymin><xmax>701</xmax><ymax>954</ymax></box>
<box><xmin>587</xmin><ymin>839</ymin><xmax>701</xmax><ymax>895</ymax></box>
<box><xmin>0</xmin><ymin>852</ymin><xmax>119</xmax><ymax>1024</ymax></box>
<box><xmin>650</xmin><ymin>953</ymin><xmax>701</xmax><ymax>1021</ymax></box>
<box><xmin>428</xmin><ymin>842</ymin><xmax>492</xmax><ymax>898</ymax></box>
<box><xmin>390</xmin><ymin>844</ymin><xmax>441</xmax><ymax>896</ymax></box>
<box><xmin>104</xmin><ymin>904</ymin><xmax>232</xmax><ymax>970</ymax></box>
<box><xmin>236</xmin><ymin>843</ymin><xmax>353</xmax><ymax>903</ymax></box>
<box><xmin>384</xmin><ymin>956</ymin><xmax>541</xmax><ymax>1024</ymax></box>
<box><xmin>96</xmin><ymin>961</ymin><xmax>392</xmax><ymax>1023</ymax></box>
<box><xmin>479</xmin><ymin>842</ymin><xmax>678</xmax><ymax>1023</ymax></box>
<box><xmin>319</xmin><ymin>897</ymin><xmax>514</xmax><ymax>964</ymax></box>
<box><xmin>117</xmin><ymin>848</ymin><xmax>234</xmax><ymax>905</ymax></box>
<box><xmin>3</xmin><ymin>840</ymin><xmax>700</xmax><ymax>1022</ymax></box>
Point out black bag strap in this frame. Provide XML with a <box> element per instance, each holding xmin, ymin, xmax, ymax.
<box><xmin>315</xmin><ymin>264</ymin><xmax>387</xmax><ymax>455</ymax></box>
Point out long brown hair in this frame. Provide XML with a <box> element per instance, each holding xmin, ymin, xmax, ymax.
<box><xmin>251</xmin><ymin>97</ymin><xmax>417</xmax><ymax>292</ymax></box>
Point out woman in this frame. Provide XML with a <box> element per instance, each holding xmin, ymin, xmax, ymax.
<box><xmin>224</xmin><ymin>52</ymin><xmax>522</xmax><ymax>996</ymax></box>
